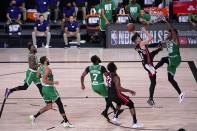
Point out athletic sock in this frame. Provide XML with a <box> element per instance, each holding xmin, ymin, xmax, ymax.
<box><xmin>34</xmin><ymin>112</ymin><xmax>41</xmax><ymax>118</ymax></box>
<box><xmin>63</xmin><ymin>115</ymin><xmax>68</xmax><ymax>123</ymax></box>
<box><xmin>133</xmin><ymin>114</ymin><xmax>137</xmax><ymax>124</ymax></box>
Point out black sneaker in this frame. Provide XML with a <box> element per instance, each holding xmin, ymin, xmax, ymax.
<box><xmin>147</xmin><ymin>99</ymin><xmax>156</xmax><ymax>107</ymax></box>
<box><xmin>101</xmin><ymin>111</ymin><xmax>110</xmax><ymax>121</ymax></box>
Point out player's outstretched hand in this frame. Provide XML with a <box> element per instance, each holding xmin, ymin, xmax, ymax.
<box><xmin>81</xmin><ymin>85</ymin><xmax>85</xmax><ymax>90</ymax></box>
<box><xmin>140</xmin><ymin>27</ymin><xmax>147</xmax><ymax>33</ymax></box>
<box><xmin>130</xmin><ymin>90</ymin><xmax>136</xmax><ymax>96</ymax></box>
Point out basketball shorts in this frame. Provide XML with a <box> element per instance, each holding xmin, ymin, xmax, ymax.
<box><xmin>92</xmin><ymin>84</ymin><xmax>108</xmax><ymax>97</ymax></box>
<box><xmin>42</xmin><ymin>85</ymin><xmax>59</xmax><ymax>102</ymax></box>
<box><xmin>168</xmin><ymin>56</ymin><xmax>181</xmax><ymax>76</ymax></box>
<box><xmin>24</xmin><ymin>69</ymin><xmax>41</xmax><ymax>86</ymax></box>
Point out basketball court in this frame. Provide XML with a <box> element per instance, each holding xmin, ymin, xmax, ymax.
<box><xmin>0</xmin><ymin>48</ymin><xmax>196</xmax><ymax>131</ymax></box>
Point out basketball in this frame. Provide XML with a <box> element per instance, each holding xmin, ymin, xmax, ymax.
<box><xmin>127</xmin><ymin>23</ymin><xmax>135</xmax><ymax>32</ymax></box>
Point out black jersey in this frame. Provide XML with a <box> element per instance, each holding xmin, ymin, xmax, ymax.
<box><xmin>135</xmin><ymin>44</ymin><xmax>153</xmax><ymax>65</ymax></box>
<box><xmin>107</xmin><ymin>73</ymin><xmax>118</xmax><ymax>98</ymax></box>
<box><xmin>107</xmin><ymin>72</ymin><xmax>130</xmax><ymax>105</ymax></box>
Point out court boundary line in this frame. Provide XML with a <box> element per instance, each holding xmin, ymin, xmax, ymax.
<box><xmin>0</xmin><ymin>60</ymin><xmax>196</xmax><ymax>82</ymax></box>
<box><xmin>106</xmin><ymin>108</ymin><xmax>169</xmax><ymax>131</ymax></box>
<box><xmin>6</xmin><ymin>96</ymin><xmax>197</xmax><ymax>100</ymax></box>
<box><xmin>0</xmin><ymin>60</ymin><xmax>192</xmax><ymax>63</ymax></box>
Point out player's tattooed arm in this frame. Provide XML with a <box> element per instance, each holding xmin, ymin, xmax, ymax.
<box><xmin>29</xmin><ymin>55</ymin><xmax>38</xmax><ymax>70</ymax></box>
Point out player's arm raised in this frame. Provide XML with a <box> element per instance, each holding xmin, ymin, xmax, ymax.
<box><xmin>164</xmin><ymin>19</ymin><xmax>179</xmax><ymax>44</ymax></box>
<box><xmin>29</xmin><ymin>55</ymin><xmax>39</xmax><ymax>69</ymax></box>
<box><xmin>140</xmin><ymin>27</ymin><xmax>153</xmax><ymax>47</ymax></box>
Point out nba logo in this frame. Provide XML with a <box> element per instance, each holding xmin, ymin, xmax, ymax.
<box><xmin>111</xmin><ymin>31</ymin><xmax>118</xmax><ymax>45</ymax></box>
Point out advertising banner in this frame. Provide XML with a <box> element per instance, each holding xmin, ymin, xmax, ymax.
<box><xmin>106</xmin><ymin>24</ymin><xmax>197</xmax><ymax>48</ymax></box>
<box><xmin>173</xmin><ymin>1</ymin><xmax>197</xmax><ymax>14</ymax></box>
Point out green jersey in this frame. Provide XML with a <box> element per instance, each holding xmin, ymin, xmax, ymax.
<box><xmin>39</xmin><ymin>66</ymin><xmax>54</xmax><ymax>85</ymax></box>
<box><xmin>28</xmin><ymin>53</ymin><xmax>39</xmax><ymax>70</ymax></box>
<box><xmin>126</xmin><ymin>3</ymin><xmax>141</xmax><ymax>19</ymax></box>
<box><xmin>39</xmin><ymin>66</ymin><xmax>59</xmax><ymax>102</ymax></box>
<box><xmin>140</xmin><ymin>13</ymin><xmax>151</xmax><ymax>21</ymax></box>
<box><xmin>96</xmin><ymin>0</ymin><xmax>115</xmax><ymax>31</ymax></box>
<box><xmin>166</xmin><ymin>40</ymin><xmax>180</xmax><ymax>57</ymax></box>
<box><xmin>24</xmin><ymin>53</ymin><xmax>41</xmax><ymax>86</ymax></box>
<box><xmin>39</xmin><ymin>65</ymin><xmax>44</xmax><ymax>76</ymax></box>
<box><xmin>86</xmin><ymin>64</ymin><xmax>107</xmax><ymax>86</ymax></box>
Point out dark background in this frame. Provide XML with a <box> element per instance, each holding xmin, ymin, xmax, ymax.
<box><xmin>0</xmin><ymin>0</ymin><xmax>163</xmax><ymax>22</ymax></box>
<box><xmin>0</xmin><ymin>0</ymin><xmax>9</xmax><ymax>22</ymax></box>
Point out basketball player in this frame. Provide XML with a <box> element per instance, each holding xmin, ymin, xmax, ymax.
<box><xmin>107</xmin><ymin>62</ymin><xmax>143</xmax><ymax>128</ymax></box>
<box><xmin>131</xmin><ymin>27</ymin><xmax>162</xmax><ymax>107</ymax></box>
<box><xmin>81</xmin><ymin>55</ymin><xmax>123</xmax><ymax>121</ymax></box>
<box><xmin>4</xmin><ymin>42</ymin><xmax>43</xmax><ymax>98</ymax></box>
<box><xmin>154</xmin><ymin>19</ymin><xmax>185</xmax><ymax>103</ymax></box>
<box><xmin>29</xmin><ymin>56</ymin><xmax>74</xmax><ymax>128</ymax></box>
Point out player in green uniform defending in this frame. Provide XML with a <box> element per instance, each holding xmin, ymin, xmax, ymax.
<box><xmin>81</xmin><ymin>55</ymin><xmax>123</xmax><ymax>121</ymax></box>
<box><xmin>5</xmin><ymin>42</ymin><xmax>43</xmax><ymax>98</ymax></box>
<box><xmin>29</xmin><ymin>56</ymin><xmax>74</xmax><ymax>128</ymax></box>
<box><xmin>155</xmin><ymin>19</ymin><xmax>185</xmax><ymax>103</ymax></box>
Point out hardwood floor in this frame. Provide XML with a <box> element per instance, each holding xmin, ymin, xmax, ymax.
<box><xmin>0</xmin><ymin>48</ymin><xmax>196</xmax><ymax>131</ymax></box>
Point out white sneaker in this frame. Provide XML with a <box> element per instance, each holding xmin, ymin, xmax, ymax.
<box><xmin>28</xmin><ymin>115</ymin><xmax>36</xmax><ymax>125</ymax></box>
<box><xmin>179</xmin><ymin>92</ymin><xmax>185</xmax><ymax>103</ymax></box>
<box><xmin>45</xmin><ymin>45</ymin><xmax>49</xmax><ymax>48</ymax></box>
<box><xmin>132</xmin><ymin>122</ymin><xmax>143</xmax><ymax>128</ymax></box>
<box><xmin>112</xmin><ymin>117</ymin><xmax>121</xmax><ymax>125</ymax></box>
<box><xmin>62</xmin><ymin>122</ymin><xmax>74</xmax><ymax>128</ymax></box>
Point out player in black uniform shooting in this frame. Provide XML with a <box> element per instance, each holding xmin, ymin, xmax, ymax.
<box><xmin>132</xmin><ymin>27</ymin><xmax>162</xmax><ymax>107</ymax></box>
